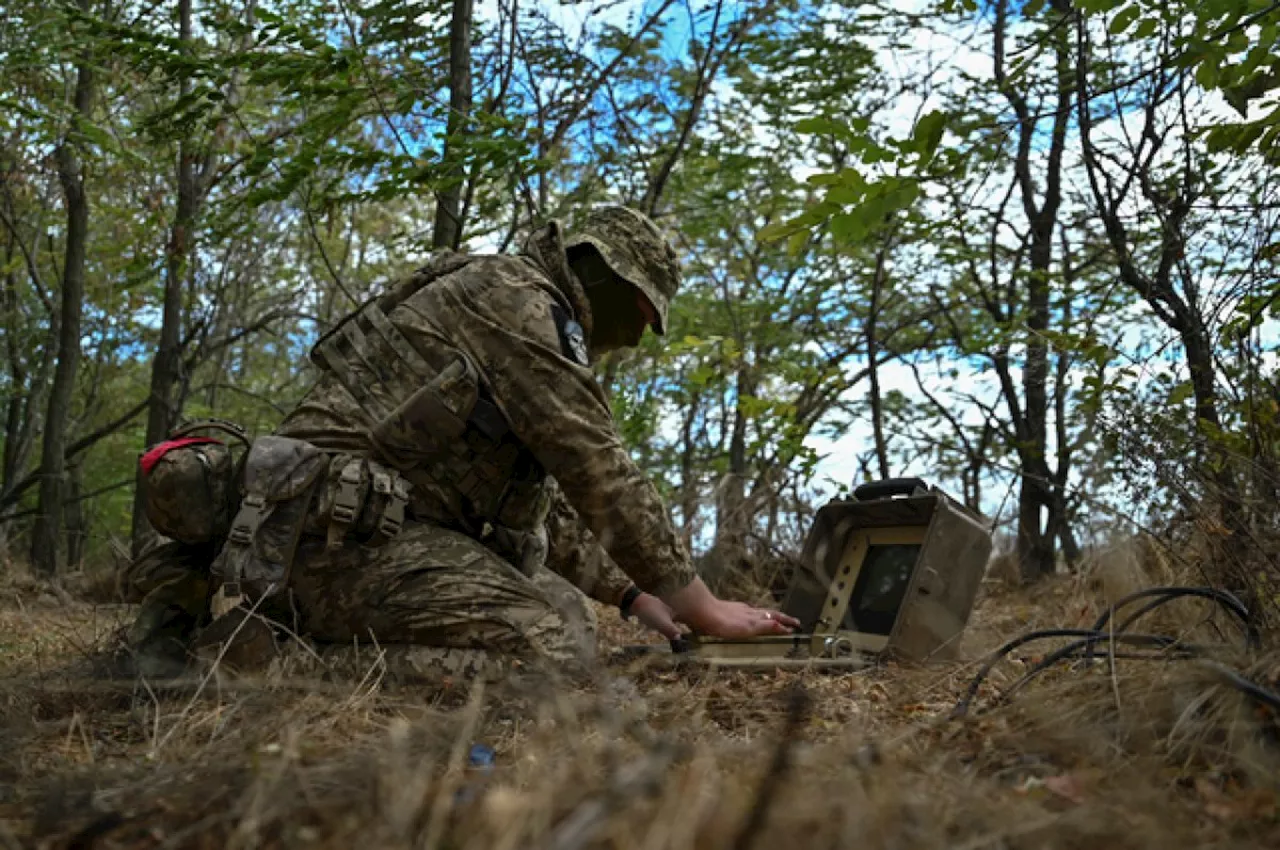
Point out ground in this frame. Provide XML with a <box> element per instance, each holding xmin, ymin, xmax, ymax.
<box><xmin>1</xmin><ymin>552</ymin><xmax>1278</xmax><ymax>850</ymax></box>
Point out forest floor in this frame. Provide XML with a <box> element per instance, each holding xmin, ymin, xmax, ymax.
<box><xmin>1</xmin><ymin>547</ymin><xmax>1279</xmax><ymax>850</ymax></box>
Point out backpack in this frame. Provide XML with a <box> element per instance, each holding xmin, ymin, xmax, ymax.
<box><xmin>138</xmin><ymin>419</ymin><xmax>251</xmax><ymax>545</ymax></box>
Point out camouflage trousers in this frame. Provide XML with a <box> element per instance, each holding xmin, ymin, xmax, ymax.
<box><xmin>119</xmin><ymin>535</ymin><xmax>219</xmax><ymax>648</ymax></box>
<box><xmin>122</xmin><ymin>522</ymin><xmax>598</xmax><ymax>683</ymax></box>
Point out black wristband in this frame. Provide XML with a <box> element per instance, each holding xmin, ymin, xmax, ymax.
<box><xmin>618</xmin><ymin>585</ymin><xmax>643</xmax><ymax>619</ymax></box>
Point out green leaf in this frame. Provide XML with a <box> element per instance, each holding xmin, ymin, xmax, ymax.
<box><xmin>826</xmin><ymin>183</ymin><xmax>864</xmax><ymax>206</ymax></box>
<box><xmin>787</xmin><ymin>229</ymin><xmax>810</xmax><ymax>257</ymax></box>
<box><xmin>795</xmin><ymin>116</ymin><xmax>844</xmax><ymax>136</ymax></box>
<box><xmin>1134</xmin><ymin>18</ymin><xmax>1159</xmax><ymax>39</ymax></box>
<box><xmin>1074</xmin><ymin>0</ymin><xmax>1126</xmax><ymax>13</ymax></box>
<box><xmin>758</xmin><ymin>219</ymin><xmax>798</xmax><ymax>242</ymax></box>
<box><xmin>837</xmin><ymin>167</ymin><xmax>868</xmax><ymax>189</ymax></box>
<box><xmin>1196</xmin><ymin>57</ymin><xmax>1221</xmax><ymax>89</ymax></box>
<box><xmin>805</xmin><ymin>172</ymin><xmax>843</xmax><ymax>187</ymax></box>
<box><xmin>910</xmin><ymin>110</ymin><xmax>948</xmax><ymax>159</ymax></box>
<box><xmin>1169</xmin><ymin>381</ymin><xmax>1195</xmax><ymax>405</ymax></box>
<box><xmin>830</xmin><ymin>212</ymin><xmax>864</xmax><ymax>245</ymax></box>
<box><xmin>884</xmin><ymin>180</ymin><xmax>921</xmax><ymax>211</ymax></box>
<box><xmin>1108</xmin><ymin>5</ymin><xmax>1141</xmax><ymax>34</ymax></box>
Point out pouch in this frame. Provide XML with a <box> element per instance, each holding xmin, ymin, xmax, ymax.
<box><xmin>211</xmin><ymin>436</ymin><xmax>328</xmax><ymax>599</ymax></box>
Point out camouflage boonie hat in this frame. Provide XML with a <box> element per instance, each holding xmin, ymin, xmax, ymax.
<box><xmin>564</xmin><ymin>206</ymin><xmax>682</xmax><ymax>335</ymax></box>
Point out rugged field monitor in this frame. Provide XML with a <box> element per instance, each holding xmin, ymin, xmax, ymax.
<box><xmin>663</xmin><ymin>478</ymin><xmax>993</xmax><ymax>669</ymax></box>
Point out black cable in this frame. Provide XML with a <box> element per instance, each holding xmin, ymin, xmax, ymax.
<box><xmin>1091</xmin><ymin>587</ymin><xmax>1251</xmax><ymax>631</ymax></box>
<box><xmin>1113</xmin><ymin>592</ymin><xmax>1257</xmax><ymax>650</ymax></box>
<box><xmin>1088</xmin><ymin>587</ymin><xmax>1259</xmax><ymax>652</ymax></box>
<box><xmin>984</xmin><ymin>647</ymin><xmax>1280</xmax><ymax>719</ymax></box>
<box><xmin>951</xmin><ymin>630</ymin><xmax>1198</xmax><ymax>718</ymax></box>
<box><xmin>1080</xmin><ymin>587</ymin><xmax>1256</xmax><ymax>668</ymax></box>
<box><xmin>950</xmin><ymin>586</ymin><xmax>1278</xmax><ymax>719</ymax></box>
<box><xmin>1198</xmin><ymin>660</ymin><xmax>1280</xmax><ymax>714</ymax></box>
<box><xmin>1117</xmin><ymin>595</ymin><xmax>1211</xmax><ymax>634</ymax></box>
<box><xmin>997</xmin><ymin>633</ymin><xmax>1202</xmax><ymax>708</ymax></box>
<box><xmin>951</xmin><ymin>629</ymin><xmax>1117</xmax><ymax>719</ymax></box>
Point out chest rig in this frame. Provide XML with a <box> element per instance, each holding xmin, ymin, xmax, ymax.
<box><xmin>307</xmin><ymin>254</ymin><xmax>556</xmax><ymax>574</ymax></box>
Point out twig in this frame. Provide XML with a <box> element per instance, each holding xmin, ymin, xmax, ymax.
<box><xmin>150</xmin><ymin>588</ymin><xmax>273</xmax><ymax>757</ymax></box>
<box><xmin>421</xmin><ymin>678</ymin><xmax>487</xmax><ymax>850</ymax></box>
<box><xmin>730</xmin><ymin>681</ymin><xmax>811</xmax><ymax>850</ymax></box>
<box><xmin>0</xmin><ymin>477</ymin><xmax>132</xmax><ymax>523</ymax></box>
<box><xmin>1109</xmin><ymin>615</ymin><xmax>1122</xmax><ymax>717</ymax></box>
<box><xmin>949</xmin><ymin>813</ymin><xmax>1066</xmax><ymax>850</ymax></box>
<box><xmin>338</xmin><ymin>629</ymin><xmax>388</xmax><ymax>711</ymax></box>
<box><xmin>538</xmin><ymin>734</ymin><xmax>685</xmax><ymax>850</ymax></box>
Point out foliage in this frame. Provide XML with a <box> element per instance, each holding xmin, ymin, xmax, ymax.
<box><xmin>1</xmin><ymin>0</ymin><xmax>1278</xmax><ymax>596</ymax></box>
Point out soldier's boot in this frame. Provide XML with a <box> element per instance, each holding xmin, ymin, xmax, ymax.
<box><xmin>120</xmin><ymin>580</ymin><xmax>209</xmax><ymax>679</ymax></box>
<box><xmin>189</xmin><ymin>604</ymin><xmax>281</xmax><ymax>673</ymax></box>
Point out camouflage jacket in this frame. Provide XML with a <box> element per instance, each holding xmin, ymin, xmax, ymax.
<box><xmin>276</xmin><ymin>222</ymin><xmax>698</xmax><ymax>605</ymax></box>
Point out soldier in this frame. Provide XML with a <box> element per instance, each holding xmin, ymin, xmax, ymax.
<box><xmin>122</xmin><ymin>206</ymin><xmax>798</xmax><ymax>682</ymax></box>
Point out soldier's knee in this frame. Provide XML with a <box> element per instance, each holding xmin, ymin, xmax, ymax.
<box><xmin>523</xmin><ymin>607</ymin><xmax>596</xmax><ymax>669</ymax></box>
<box><xmin>119</xmin><ymin>559</ymin><xmax>171</xmax><ymax>603</ymax></box>
<box><xmin>119</xmin><ymin>540</ymin><xmax>216</xmax><ymax>604</ymax></box>
<box><xmin>530</xmin><ymin>567</ymin><xmax>597</xmax><ymax>636</ymax></box>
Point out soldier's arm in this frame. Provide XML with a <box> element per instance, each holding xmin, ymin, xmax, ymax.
<box><xmin>543</xmin><ymin>478</ymin><xmax>635</xmax><ymax>607</ymax></box>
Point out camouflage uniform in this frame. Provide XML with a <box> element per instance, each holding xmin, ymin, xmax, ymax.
<box><xmin>281</xmin><ymin>515</ymin><xmax>601</xmax><ymax>680</ymax></box>
<box><xmin>119</xmin><ymin>536</ymin><xmax>218</xmax><ymax>653</ymax></box>
<box><xmin>124</xmin><ymin>207</ymin><xmax>697</xmax><ymax>682</ymax></box>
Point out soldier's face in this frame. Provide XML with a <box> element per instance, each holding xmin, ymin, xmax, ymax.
<box><xmin>572</xmin><ymin>249</ymin><xmax>652</xmax><ymax>356</ymax></box>
<box><xmin>585</xmin><ymin>277</ymin><xmax>650</xmax><ymax>356</ymax></box>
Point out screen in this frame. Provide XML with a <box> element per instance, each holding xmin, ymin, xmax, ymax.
<box><xmin>846</xmin><ymin>544</ymin><xmax>921</xmax><ymax>635</ymax></box>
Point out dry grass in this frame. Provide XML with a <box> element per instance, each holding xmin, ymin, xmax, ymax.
<box><xmin>2</xmin><ymin>542</ymin><xmax>1279</xmax><ymax>850</ymax></box>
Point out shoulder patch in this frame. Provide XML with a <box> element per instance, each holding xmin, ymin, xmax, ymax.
<box><xmin>551</xmin><ymin>304</ymin><xmax>590</xmax><ymax>367</ymax></box>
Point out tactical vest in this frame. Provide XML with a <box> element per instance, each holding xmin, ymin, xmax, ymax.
<box><xmin>307</xmin><ymin>252</ymin><xmax>555</xmax><ymax>573</ymax></box>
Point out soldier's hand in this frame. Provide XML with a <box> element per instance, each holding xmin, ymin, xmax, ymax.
<box><xmin>628</xmin><ymin>592</ymin><xmax>684</xmax><ymax>640</ymax></box>
<box><xmin>665</xmin><ymin>578</ymin><xmax>800</xmax><ymax>639</ymax></box>
<box><xmin>695</xmin><ymin>599</ymin><xmax>799</xmax><ymax>639</ymax></box>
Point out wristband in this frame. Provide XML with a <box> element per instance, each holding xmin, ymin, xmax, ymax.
<box><xmin>618</xmin><ymin>585</ymin><xmax>643</xmax><ymax>620</ymax></box>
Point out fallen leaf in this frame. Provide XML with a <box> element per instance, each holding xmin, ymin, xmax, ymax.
<box><xmin>1194</xmin><ymin>776</ymin><xmax>1226</xmax><ymax>803</ymax></box>
<box><xmin>1196</xmin><ymin>781</ymin><xmax>1278</xmax><ymax>821</ymax></box>
<box><xmin>1044</xmin><ymin>773</ymin><xmax>1087</xmax><ymax>805</ymax></box>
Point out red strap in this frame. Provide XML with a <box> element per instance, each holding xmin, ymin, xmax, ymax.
<box><xmin>139</xmin><ymin>436</ymin><xmax>223</xmax><ymax>476</ymax></box>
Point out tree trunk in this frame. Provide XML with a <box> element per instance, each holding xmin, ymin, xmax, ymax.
<box><xmin>968</xmin><ymin>422</ymin><xmax>994</xmax><ymax>513</ymax></box>
<box><xmin>1057</xmin><ymin>504</ymin><xmax>1081</xmax><ymax>567</ymax></box>
<box><xmin>1019</xmin><ymin>263</ymin><xmax>1053</xmax><ymax>580</ymax></box>
<box><xmin>867</xmin><ymin>239</ymin><xmax>891</xmax><ymax>480</ymax></box>
<box><xmin>708</xmin><ymin>366</ymin><xmax>753</xmax><ymax>586</ymax></box>
<box><xmin>1177</xmin><ymin>307</ymin><xmax>1241</xmax><ymax>522</ymax></box>
<box><xmin>432</xmin><ymin>0</ymin><xmax>473</xmax><ymax>250</ymax></box>
<box><xmin>1016</xmin><ymin>477</ymin><xmax>1053</xmax><ymax>582</ymax></box>
<box><xmin>2</xmin><ymin>263</ymin><xmax>28</xmax><ymax>489</ymax></box>
<box><xmin>678</xmin><ymin>390</ymin><xmax>702</xmax><ymax>551</ymax></box>
<box><xmin>31</xmin><ymin>18</ymin><xmax>93</xmax><ymax>576</ymax></box>
<box><xmin>1073</xmin><ymin>12</ymin><xmax>1239</xmax><ymax>531</ymax></box>
<box><xmin>64</xmin><ymin>458</ymin><xmax>86</xmax><ymax>569</ymax></box>
<box><xmin>2</xmin><ymin>226</ymin><xmax>58</xmax><ymax>508</ymax></box>
<box><xmin>994</xmin><ymin>0</ymin><xmax>1071</xmax><ymax>582</ymax></box>
<box><xmin>131</xmin><ymin>0</ymin><xmax>198</xmax><ymax>556</ymax></box>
